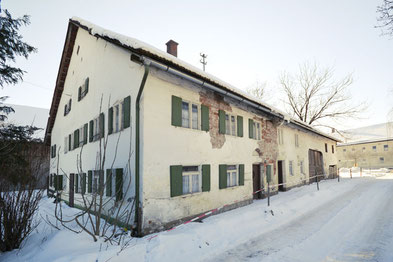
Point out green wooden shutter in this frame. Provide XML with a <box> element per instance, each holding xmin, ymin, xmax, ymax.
<box><xmin>202</xmin><ymin>164</ymin><xmax>211</xmax><ymax>192</ymax></box>
<box><xmin>108</xmin><ymin>107</ymin><xmax>113</xmax><ymax>135</ymax></box>
<box><xmin>78</xmin><ymin>87</ymin><xmax>82</xmax><ymax>101</ymax></box>
<box><xmin>266</xmin><ymin>165</ymin><xmax>272</xmax><ymax>183</ymax></box>
<box><xmin>74</xmin><ymin>129</ymin><xmax>79</xmax><ymax>149</ymax></box>
<box><xmin>219</xmin><ymin>110</ymin><xmax>226</xmax><ymax>134</ymax></box>
<box><xmin>219</xmin><ymin>164</ymin><xmax>227</xmax><ymax>189</ymax></box>
<box><xmin>106</xmin><ymin>169</ymin><xmax>112</xmax><ymax>197</ymax></box>
<box><xmin>85</xmin><ymin>77</ymin><xmax>89</xmax><ymax>93</ymax></box>
<box><xmin>99</xmin><ymin>170</ymin><xmax>104</xmax><ymax>195</ymax></box>
<box><xmin>53</xmin><ymin>144</ymin><xmax>56</xmax><ymax>157</ymax></box>
<box><xmin>115</xmin><ymin>168</ymin><xmax>123</xmax><ymax>201</ymax></box>
<box><xmin>83</xmin><ymin>123</ymin><xmax>88</xmax><ymax>145</ymax></box>
<box><xmin>68</xmin><ymin>134</ymin><xmax>72</xmax><ymax>150</ymax></box>
<box><xmin>171</xmin><ymin>96</ymin><xmax>182</xmax><ymax>127</ymax></box>
<box><xmin>123</xmin><ymin>96</ymin><xmax>131</xmax><ymax>129</ymax></box>
<box><xmin>58</xmin><ymin>175</ymin><xmax>63</xmax><ymax>190</ymax></box>
<box><xmin>100</xmin><ymin>113</ymin><xmax>105</xmax><ymax>138</ymax></box>
<box><xmin>201</xmin><ymin>105</ymin><xmax>209</xmax><ymax>131</ymax></box>
<box><xmin>75</xmin><ymin>173</ymin><xmax>79</xmax><ymax>193</ymax></box>
<box><xmin>81</xmin><ymin>173</ymin><xmax>86</xmax><ymax>194</ymax></box>
<box><xmin>249</xmin><ymin>119</ymin><xmax>254</xmax><ymax>139</ymax></box>
<box><xmin>170</xmin><ymin>165</ymin><xmax>182</xmax><ymax>197</ymax></box>
<box><xmin>89</xmin><ymin>120</ymin><xmax>94</xmax><ymax>142</ymax></box>
<box><xmin>239</xmin><ymin>164</ymin><xmax>245</xmax><ymax>186</ymax></box>
<box><xmin>237</xmin><ymin>116</ymin><xmax>243</xmax><ymax>137</ymax></box>
<box><xmin>54</xmin><ymin>175</ymin><xmax>58</xmax><ymax>190</ymax></box>
<box><xmin>88</xmin><ymin>171</ymin><xmax>92</xmax><ymax>193</ymax></box>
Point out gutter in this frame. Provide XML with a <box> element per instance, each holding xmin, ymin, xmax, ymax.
<box><xmin>134</xmin><ymin>58</ymin><xmax>150</xmax><ymax>237</ymax></box>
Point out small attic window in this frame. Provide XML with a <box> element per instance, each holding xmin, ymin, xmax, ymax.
<box><xmin>78</xmin><ymin>78</ymin><xmax>89</xmax><ymax>101</ymax></box>
<box><xmin>77</xmin><ymin>45</ymin><xmax>80</xmax><ymax>55</ymax></box>
<box><xmin>64</xmin><ymin>98</ymin><xmax>72</xmax><ymax>116</ymax></box>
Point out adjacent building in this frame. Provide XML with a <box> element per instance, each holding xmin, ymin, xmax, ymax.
<box><xmin>45</xmin><ymin>17</ymin><xmax>339</xmax><ymax>236</ymax></box>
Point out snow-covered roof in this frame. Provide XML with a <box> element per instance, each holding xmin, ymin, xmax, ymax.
<box><xmin>62</xmin><ymin>17</ymin><xmax>340</xmax><ymax>142</ymax></box>
<box><xmin>337</xmin><ymin>137</ymin><xmax>393</xmax><ymax>146</ymax></box>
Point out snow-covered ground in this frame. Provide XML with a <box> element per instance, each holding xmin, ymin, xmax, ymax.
<box><xmin>2</xmin><ymin>174</ymin><xmax>393</xmax><ymax>262</ymax></box>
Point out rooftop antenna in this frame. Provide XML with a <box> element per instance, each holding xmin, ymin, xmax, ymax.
<box><xmin>200</xmin><ymin>53</ymin><xmax>207</xmax><ymax>71</ymax></box>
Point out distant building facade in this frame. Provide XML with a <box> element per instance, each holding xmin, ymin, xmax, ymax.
<box><xmin>337</xmin><ymin>138</ymin><xmax>393</xmax><ymax>169</ymax></box>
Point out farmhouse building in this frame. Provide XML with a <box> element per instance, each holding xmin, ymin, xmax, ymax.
<box><xmin>45</xmin><ymin>17</ymin><xmax>339</xmax><ymax>236</ymax></box>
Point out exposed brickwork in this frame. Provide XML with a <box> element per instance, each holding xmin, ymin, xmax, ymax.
<box><xmin>258</xmin><ymin>119</ymin><xmax>278</xmax><ymax>175</ymax></box>
<box><xmin>199</xmin><ymin>91</ymin><xmax>232</xmax><ymax>149</ymax></box>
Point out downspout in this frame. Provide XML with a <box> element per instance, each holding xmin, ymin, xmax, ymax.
<box><xmin>134</xmin><ymin>59</ymin><xmax>150</xmax><ymax>237</ymax></box>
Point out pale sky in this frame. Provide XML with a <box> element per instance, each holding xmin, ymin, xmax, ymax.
<box><xmin>2</xmin><ymin>0</ymin><xmax>393</xmax><ymax>130</ymax></box>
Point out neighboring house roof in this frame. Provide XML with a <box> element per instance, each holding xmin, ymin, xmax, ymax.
<box><xmin>44</xmin><ymin>17</ymin><xmax>340</xmax><ymax>144</ymax></box>
<box><xmin>4</xmin><ymin>104</ymin><xmax>49</xmax><ymax>140</ymax></box>
<box><xmin>337</xmin><ymin>137</ymin><xmax>393</xmax><ymax>147</ymax></box>
<box><xmin>337</xmin><ymin>122</ymin><xmax>393</xmax><ymax>144</ymax></box>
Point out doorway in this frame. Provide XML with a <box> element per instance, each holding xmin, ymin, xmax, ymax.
<box><xmin>277</xmin><ymin>160</ymin><xmax>284</xmax><ymax>191</ymax></box>
<box><xmin>309</xmin><ymin>149</ymin><xmax>323</xmax><ymax>183</ymax></box>
<box><xmin>252</xmin><ymin>164</ymin><xmax>262</xmax><ymax>199</ymax></box>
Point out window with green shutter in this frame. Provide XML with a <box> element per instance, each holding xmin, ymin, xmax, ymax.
<box><xmin>115</xmin><ymin>168</ymin><xmax>123</xmax><ymax>201</ymax></box>
<box><xmin>108</xmin><ymin>107</ymin><xmax>113</xmax><ymax>135</ymax></box>
<box><xmin>88</xmin><ymin>171</ymin><xmax>93</xmax><ymax>193</ymax></box>
<box><xmin>202</xmin><ymin>164</ymin><xmax>211</xmax><ymax>192</ymax></box>
<box><xmin>123</xmin><ymin>96</ymin><xmax>131</xmax><ymax>129</ymax></box>
<box><xmin>249</xmin><ymin>119</ymin><xmax>254</xmax><ymax>139</ymax></box>
<box><xmin>99</xmin><ymin>113</ymin><xmax>105</xmax><ymax>138</ymax></box>
<box><xmin>75</xmin><ymin>173</ymin><xmax>79</xmax><ymax>193</ymax></box>
<box><xmin>170</xmin><ymin>165</ymin><xmax>182</xmax><ymax>197</ymax></box>
<box><xmin>106</xmin><ymin>169</ymin><xmax>112</xmax><ymax>197</ymax></box>
<box><xmin>83</xmin><ymin>123</ymin><xmax>88</xmax><ymax>145</ymax></box>
<box><xmin>219</xmin><ymin>164</ymin><xmax>227</xmax><ymax>189</ymax></box>
<box><xmin>81</xmin><ymin>173</ymin><xmax>86</xmax><ymax>194</ymax></box>
<box><xmin>219</xmin><ymin>110</ymin><xmax>226</xmax><ymax>134</ymax></box>
<box><xmin>237</xmin><ymin>116</ymin><xmax>243</xmax><ymax>137</ymax></box>
<box><xmin>89</xmin><ymin>120</ymin><xmax>94</xmax><ymax>142</ymax></box>
<box><xmin>201</xmin><ymin>105</ymin><xmax>209</xmax><ymax>131</ymax></box>
<box><xmin>68</xmin><ymin>134</ymin><xmax>72</xmax><ymax>150</ymax></box>
<box><xmin>74</xmin><ymin>129</ymin><xmax>79</xmax><ymax>149</ymax></box>
<box><xmin>239</xmin><ymin>164</ymin><xmax>244</xmax><ymax>186</ymax></box>
<box><xmin>171</xmin><ymin>96</ymin><xmax>182</xmax><ymax>127</ymax></box>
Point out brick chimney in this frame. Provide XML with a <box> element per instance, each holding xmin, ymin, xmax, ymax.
<box><xmin>166</xmin><ymin>40</ymin><xmax>178</xmax><ymax>57</ymax></box>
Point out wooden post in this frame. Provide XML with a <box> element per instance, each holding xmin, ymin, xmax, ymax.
<box><xmin>267</xmin><ymin>181</ymin><xmax>270</xmax><ymax>207</ymax></box>
<box><xmin>350</xmin><ymin>169</ymin><xmax>352</xmax><ymax>179</ymax></box>
<box><xmin>317</xmin><ymin>174</ymin><xmax>320</xmax><ymax>191</ymax></box>
<box><xmin>338</xmin><ymin>168</ymin><xmax>340</xmax><ymax>182</ymax></box>
<box><xmin>360</xmin><ymin>167</ymin><xmax>362</xmax><ymax>177</ymax></box>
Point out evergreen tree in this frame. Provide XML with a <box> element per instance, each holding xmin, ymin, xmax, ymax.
<box><xmin>0</xmin><ymin>9</ymin><xmax>37</xmax><ymax>121</ymax></box>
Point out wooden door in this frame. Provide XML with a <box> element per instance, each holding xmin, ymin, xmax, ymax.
<box><xmin>278</xmin><ymin>161</ymin><xmax>284</xmax><ymax>191</ymax></box>
<box><xmin>69</xmin><ymin>173</ymin><xmax>74</xmax><ymax>207</ymax></box>
<box><xmin>252</xmin><ymin>164</ymin><xmax>261</xmax><ymax>199</ymax></box>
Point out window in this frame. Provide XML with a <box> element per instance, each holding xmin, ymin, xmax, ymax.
<box><xmin>300</xmin><ymin>161</ymin><xmax>304</xmax><ymax>174</ymax></box>
<box><xmin>332</xmin><ymin>145</ymin><xmax>334</xmax><ymax>153</ymax></box>
<box><xmin>372</xmin><ymin>146</ymin><xmax>377</xmax><ymax>152</ymax></box>
<box><xmin>289</xmin><ymin>161</ymin><xmax>294</xmax><ymax>176</ymax></box>
<box><xmin>249</xmin><ymin>119</ymin><xmax>261</xmax><ymax>140</ymax></box>
<box><xmin>295</xmin><ymin>134</ymin><xmax>299</xmax><ymax>147</ymax></box>
<box><xmin>325</xmin><ymin>143</ymin><xmax>328</xmax><ymax>153</ymax></box>
<box><xmin>182</xmin><ymin>166</ymin><xmax>201</xmax><ymax>194</ymax></box>
<box><xmin>108</xmin><ymin>96</ymin><xmax>130</xmax><ymax>136</ymax></box>
<box><xmin>226</xmin><ymin>165</ymin><xmax>238</xmax><ymax>187</ymax></box>
<box><xmin>278</xmin><ymin>129</ymin><xmax>284</xmax><ymax>145</ymax></box>
<box><xmin>380</xmin><ymin>157</ymin><xmax>384</xmax><ymax>163</ymax></box>
<box><xmin>64</xmin><ymin>99</ymin><xmax>72</xmax><ymax>116</ymax></box>
<box><xmin>384</xmin><ymin>145</ymin><xmax>388</xmax><ymax>151</ymax></box>
<box><xmin>92</xmin><ymin>114</ymin><xmax>104</xmax><ymax>141</ymax></box>
<box><xmin>78</xmin><ymin>78</ymin><xmax>89</xmax><ymax>101</ymax></box>
<box><xmin>64</xmin><ymin>136</ymin><xmax>68</xmax><ymax>154</ymax></box>
<box><xmin>225</xmin><ymin>113</ymin><xmax>237</xmax><ymax>136</ymax></box>
<box><xmin>181</xmin><ymin>101</ymin><xmax>199</xmax><ymax>130</ymax></box>
<box><xmin>92</xmin><ymin>171</ymin><xmax>103</xmax><ymax>194</ymax></box>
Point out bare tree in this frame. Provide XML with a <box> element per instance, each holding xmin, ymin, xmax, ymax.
<box><xmin>279</xmin><ymin>62</ymin><xmax>366</xmax><ymax>127</ymax></box>
<box><xmin>246</xmin><ymin>81</ymin><xmax>267</xmax><ymax>101</ymax></box>
<box><xmin>376</xmin><ymin>0</ymin><xmax>393</xmax><ymax>36</ymax></box>
<box><xmin>50</xmin><ymin>96</ymin><xmax>135</xmax><ymax>246</ymax></box>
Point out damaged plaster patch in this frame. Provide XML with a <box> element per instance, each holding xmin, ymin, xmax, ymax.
<box><xmin>199</xmin><ymin>91</ymin><xmax>232</xmax><ymax>149</ymax></box>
